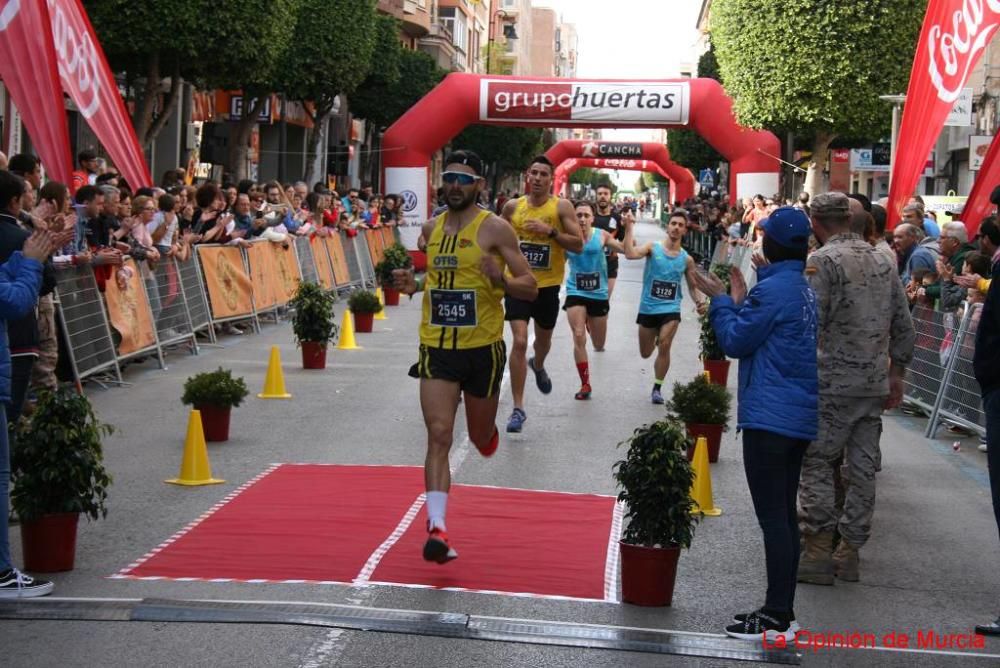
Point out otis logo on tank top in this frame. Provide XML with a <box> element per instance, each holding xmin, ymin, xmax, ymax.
<box><xmin>433</xmin><ymin>254</ymin><xmax>459</xmax><ymax>269</ymax></box>
<box><xmin>480</xmin><ymin>79</ymin><xmax>690</xmax><ymax>125</ymax></box>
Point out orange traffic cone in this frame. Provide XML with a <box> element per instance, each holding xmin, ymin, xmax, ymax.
<box><xmin>690</xmin><ymin>436</ymin><xmax>722</xmax><ymax>516</ymax></box>
<box><xmin>337</xmin><ymin>309</ymin><xmax>361</xmax><ymax>350</ymax></box>
<box><xmin>166</xmin><ymin>410</ymin><xmax>224</xmax><ymax>486</ymax></box>
<box><xmin>258</xmin><ymin>346</ymin><xmax>292</xmax><ymax>399</ymax></box>
<box><xmin>374</xmin><ymin>287</ymin><xmax>387</xmax><ymax>320</ymax></box>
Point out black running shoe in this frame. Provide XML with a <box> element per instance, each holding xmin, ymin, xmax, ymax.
<box><xmin>528</xmin><ymin>357</ymin><xmax>552</xmax><ymax>394</ymax></box>
<box><xmin>0</xmin><ymin>568</ymin><xmax>54</xmax><ymax>598</ymax></box>
<box><xmin>733</xmin><ymin>609</ymin><xmax>800</xmax><ymax>633</ymax></box>
<box><xmin>422</xmin><ymin>528</ymin><xmax>458</xmax><ymax>564</ymax></box>
<box><xmin>725</xmin><ymin>610</ymin><xmax>796</xmax><ymax>642</ymax></box>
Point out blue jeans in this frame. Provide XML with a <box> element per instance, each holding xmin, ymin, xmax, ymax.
<box><xmin>985</xmin><ymin>390</ymin><xmax>1000</xmax><ymax>542</ymax></box>
<box><xmin>0</xmin><ymin>408</ymin><xmax>10</xmax><ymax>571</ymax></box>
<box><xmin>743</xmin><ymin>428</ymin><xmax>808</xmax><ymax>614</ymax></box>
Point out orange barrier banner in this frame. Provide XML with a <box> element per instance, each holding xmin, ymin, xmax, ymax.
<box><xmin>381</xmin><ymin>227</ymin><xmax>394</xmax><ymax>249</ymax></box>
<box><xmin>270</xmin><ymin>241</ymin><xmax>301</xmax><ymax>303</ymax></box>
<box><xmin>198</xmin><ymin>245</ymin><xmax>254</xmax><ymax>319</ymax></box>
<box><xmin>104</xmin><ymin>258</ymin><xmax>156</xmax><ymax>355</ymax></box>
<box><xmin>326</xmin><ymin>235</ymin><xmax>351</xmax><ymax>286</ymax></box>
<box><xmin>367</xmin><ymin>229</ymin><xmax>382</xmax><ymax>267</ymax></box>
<box><xmin>310</xmin><ymin>236</ymin><xmax>335</xmax><ymax>289</ymax></box>
<box><xmin>245</xmin><ymin>242</ymin><xmax>277</xmax><ymax>311</ymax></box>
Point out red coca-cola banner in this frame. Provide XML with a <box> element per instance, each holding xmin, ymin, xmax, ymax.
<box><xmin>960</xmin><ymin>134</ymin><xmax>1000</xmax><ymax>235</ymax></box>
<box><xmin>0</xmin><ymin>0</ymin><xmax>74</xmax><ymax>184</ymax></box>
<box><xmin>887</xmin><ymin>0</ymin><xmax>1000</xmax><ymax>229</ymax></box>
<box><xmin>47</xmin><ymin>0</ymin><xmax>151</xmax><ymax>189</ymax></box>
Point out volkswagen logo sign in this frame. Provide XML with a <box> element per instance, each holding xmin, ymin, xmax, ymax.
<box><xmin>400</xmin><ymin>189</ymin><xmax>418</xmax><ymax>213</ymax></box>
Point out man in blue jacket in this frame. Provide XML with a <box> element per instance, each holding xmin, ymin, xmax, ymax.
<box><xmin>0</xmin><ymin>171</ymin><xmax>66</xmax><ymax>598</ymax></box>
<box><xmin>693</xmin><ymin>206</ymin><xmax>817</xmax><ymax>642</ymax></box>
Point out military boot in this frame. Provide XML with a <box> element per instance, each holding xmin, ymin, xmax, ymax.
<box><xmin>797</xmin><ymin>531</ymin><xmax>835</xmax><ymax>585</ymax></box>
<box><xmin>832</xmin><ymin>541</ymin><xmax>859</xmax><ymax>582</ymax></box>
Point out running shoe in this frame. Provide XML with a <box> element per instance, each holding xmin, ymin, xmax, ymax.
<box><xmin>651</xmin><ymin>388</ymin><xmax>665</xmax><ymax>405</ymax></box>
<box><xmin>475</xmin><ymin>427</ymin><xmax>499</xmax><ymax>457</ymax></box>
<box><xmin>506</xmin><ymin>407</ymin><xmax>526</xmax><ymax>433</ymax></box>
<box><xmin>423</xmin><ymin>528</ymin><xmax>458</xmax><ymax>564</ymax></box>
<box><xmin>733</xmin><ymin>609</ymin><xmax>800</xmax><ymax>633</ymax></box>
<box><xmin>725</xmin><ymin>610</ymin><xmax>796</xmax><ymax>642</ymax></box>
<box><xmin>575</xmin><ymin>384</ymin><xmax>592</xmax><ymax>401</ymax></box>
<box><xmin>0</xmin><ymin>568</ymin><xmax>54</xmax><ymax>599</ymax></box>
<box><xmin>528</xmin><ymin>357</ymin><xmax>552</xmax><ymax>394</ymax></box>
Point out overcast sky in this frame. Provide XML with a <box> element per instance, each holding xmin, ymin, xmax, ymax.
<box><xmin>532</xmin><ymin>0</ymin><xmax>703</xmax><ymax>178</ymax></box>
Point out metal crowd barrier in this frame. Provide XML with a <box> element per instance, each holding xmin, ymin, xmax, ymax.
<box><xmin>903</xmin><ymin>305</ymin><xmax>951</xmax><ymax>416</ymax></box>
<box><xmin>51</xmin><ymin>231</ymin><xmax>367</xmax><ymax>387</ymax></box>
<box><xmin>683</xmin><ymin>228</ymin><xmax>713</xmax><ymax>263</ymax></box>
<box><xmin>53</xmin><ymin>263</ymin><xmax>122</xmax><ymax>385</ymax></box>
<box><xmin>926</xmin><ymin>304</ymin><xmax>986</xmax><ymax>437</ymax></box>
<box><xmin>295</xmin><ymin>236</ymin><xmax>319</xmax><ymax>286</ymax></box>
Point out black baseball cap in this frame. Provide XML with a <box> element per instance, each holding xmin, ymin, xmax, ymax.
<box><xmin>444</xmin><ymin>150</ymin><xmax>483</xmax><ymax>177</ymax></box>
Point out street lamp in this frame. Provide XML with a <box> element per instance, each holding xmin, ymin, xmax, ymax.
<box><xmin>486</xmin><ymin>10</ymin><xmax>518</xmax><ymax>74</ymax></box>
<box><xmin>879</xmin><ymin>94</ymin><xmax>907</xmax><ymax>188</ymax></box>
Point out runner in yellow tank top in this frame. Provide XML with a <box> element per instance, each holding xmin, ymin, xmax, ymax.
<box><xmin>394</xmin><ymin>150</ymin><xmax>537</xmax><ymax>565</ymax></box>
<box><xmin>500</xmin><ymin>155</ymin><xmax>583</xmax><ymax>434</ymax></box>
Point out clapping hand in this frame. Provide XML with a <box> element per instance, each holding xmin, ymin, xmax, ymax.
<box><xmin>692</xmin><ymin>268</ymin><xmax>726</xmax><ymax>297</ymax></box>
<box><xmin>730</xmin><ymin>265</ymin><xmax>747</xmax><ymax>304</ymax></box>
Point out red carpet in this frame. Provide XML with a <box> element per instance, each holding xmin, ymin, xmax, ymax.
<box><xmin>370</xmin><ymin>484</ymin><xmax>619</xmax><ymax>601</ymax></box>
<box><xmin>116</xmin><ymin>465</ymin><xmax>621</xmax><ymax>601</ymax></box>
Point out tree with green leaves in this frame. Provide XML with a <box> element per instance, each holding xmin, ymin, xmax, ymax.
<box><xmin>481</xmin><ymin>43</ymin><xmax>515</xmax><ymax>75</ymax></box>
<box><xmin>711</xmin><ymin>0</ymin><xmax>924</xmax><ymax>194</ymax></box>
<box><xmin>667</xmin><ymin>43</ymin><xmax>723</xmax><ymax>174</ymax></box>
<box><xmin>278</xmin><ymin>0</ymin><xmax>379</xmax><ymax>184</ymax></box>
<box><xmin>83</xmin><ymin>0</ymin><xmax>201</xmax><ymax>149</ymax></box>
<box><xmin>193</xmin><ymin>0</ymin><xmax>299</xmax><ymax>180</ymax></box>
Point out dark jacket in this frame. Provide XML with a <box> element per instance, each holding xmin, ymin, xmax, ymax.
<box><xmin>709</xmin><ymin>260</ymin><xmax>819</xmax><ymax>441</ymax></box>
<box><xmin>0</xmin><ymin>213</ymin><xmax>55</xmax><ymax>356</ymax></box>
<box><xmin>974</xmin><ymin>255</ymin><xmax>1000</xmax><ymax>396</ymax></box>
<box><xmin>0</xmin><ymin>235</ymin><xmax>44</xmax><ymax>402</ymax></box>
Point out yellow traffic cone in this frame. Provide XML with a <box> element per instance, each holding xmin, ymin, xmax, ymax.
<box><xmin>166</xmin><ymin>410</ymin><xmax>224</xmax><ymax>486</ymax></box>
<box><xmin>258</xmin><ymin>345</ymin><xmax>292</xmax><ymax>399</ymax></box>
<box><xmin>374</xmin><ymin>287</ymin><xmax>387</xmax><ymax>320</ymax></box>
<box><xmin>702</xmin><ymin>370</ymin><xmax>712</xmax><ymax>382</ymax></box>
<box><xmin>690</xmin><ymin>436</ymin><xmax>722</xmax><ymax>516</ymax></box>
<box><xmin>337</xmin><ymin>309</ymin><xmax>361</xmax><ymax>350</ymax></box>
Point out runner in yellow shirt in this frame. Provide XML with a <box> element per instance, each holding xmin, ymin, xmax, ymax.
<box><xmin>394</xmin><ymin>150</ymin><xmax>537</xmax><ymax>564</ymax></box>
<box><xmin>500</xmin><ymin>156</ymin><xmax>583</xmax><ymax>433</ymax></box>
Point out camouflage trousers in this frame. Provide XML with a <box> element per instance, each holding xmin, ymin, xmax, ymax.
<box><xmin>29</xmin><ymin>294</ymin><xmax>58</xmax><ymax>392</ymax></box>
<box><xmin>799</xmin><ymin>394</ymin><xmax>884</xmax><ymax>548</ymax></box>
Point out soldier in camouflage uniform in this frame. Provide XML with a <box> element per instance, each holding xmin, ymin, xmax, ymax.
<box><xmin>797</xmin><ymin>192</ymin><xmax>915</xmax><ymax>585</ymax></box>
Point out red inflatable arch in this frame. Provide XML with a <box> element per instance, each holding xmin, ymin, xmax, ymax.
<box><xmin>545</xmin><ymin>140</ymin><xmax>696</xmax><ymax>203</ymax></box>
<box><xmin>553</xmin><ymin>158</ymin><xmax>691</xmax><ymax>204</ymax></box>
<box><xmin>383</xmin><ymin>73</ymin><xmax>779</xmax><ymax>250</ymax></box>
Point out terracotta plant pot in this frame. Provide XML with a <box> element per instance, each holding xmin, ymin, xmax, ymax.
<box><xmin>195</xmin><ymin>404</ymin><xmax>231</xmax><ymax>442</ymax></box>
<box><xmin>702</xmin><ymin>359</ymin><xmax>731</xmax><ymax>387</ymax></box>
<box><xmin>382</xmin><ymin>287</ymin><xmax>401</xmax><ymax>306</ymax></box>
<box><xmin>301</xmin><ymin>341</ymin><xmax>328</xmax><ymax>370</ymax></box>
<box><xmin>619</xmin><ymin>541</ymin><xmax>681</xmax><ymax>606</ymax></box>
<box><xmin>20</xmin><ymin>512</ymin><xmax>79</xmax><ymax>572</ymax></box>
<box><xmin>686</xmin><ymin>423</ymin><xmax>724</xmax><ymax>463</ymax></box>
<box><xmin>353</xmin><ymin>311</ymin><xmax>375</xmax><ymax>333</ymax></box>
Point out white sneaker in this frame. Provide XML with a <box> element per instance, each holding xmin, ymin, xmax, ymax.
<box><xmin>979</xmin><ymin>441</ymin><xmax>988</xmax><ymax>453</ymax></box>
<box><xmin>223</xmin><ymin>324</ymin><xmax>243</xmax><ymax>336</ymax></box>
<box><xmin>0</xmin><ymin>568</ymin><xmax>54</xmax><ymax>598</ymax></box>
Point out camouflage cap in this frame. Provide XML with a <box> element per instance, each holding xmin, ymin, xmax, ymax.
<box><xmin>810</xmin><ymin>192</ymin><xmax>850</xmax><ymax>220</ymax></box>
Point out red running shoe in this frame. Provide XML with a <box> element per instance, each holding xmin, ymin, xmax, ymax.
<box><xmin>423</xmin><ymin>527</ymin><xmax>458</xmax><ymax>564</ymax></box>
<box><xmin>474</xmin><ymin>427</ymin><xmax>499</xmax><ymax>457</ymax></box>
<box><xmin>575</xmin><ymin>384</ymin><xmax>592</xmax><ymax>400</ymax></box>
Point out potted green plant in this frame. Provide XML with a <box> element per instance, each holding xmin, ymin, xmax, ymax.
<box><xmin>181</xmin><ymin>367</ymin><xmax>250</xmax><ymax>442</ymax></box>
<box><xmin>373</xmin><ymin>243</ymin><xmax>412</xmax><ymax>306</ymax></box>
<box><xmin>666</xmin><ymin>373</ymin><xmax>731</xmax><ymax>463</ymax></box>
<box><xmin>289</xmin><ymin>280</ymin><xmax>338</xmax><ymax>369</ymax></box>
<box><xmin>348</xmin><ymin>289</ymin><xmax>383</xmax><ymax>333</ymax></box>
<box><xmin>614</xmin><ymin>418</ymin><xmax>698</xmax><ymax>606</ymax></box>
<box><xmin>700</xmin><ymin>263</ymin><xmax>732</xmax><ymax>386</ymax></box>
<box><xmin>10</xmin><ymin>388</ymin><xmax>113</xmax><ymax>572</ymax></box>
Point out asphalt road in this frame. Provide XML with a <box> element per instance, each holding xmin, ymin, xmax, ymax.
<box><xmin>2</xmin><ymin>220</ymin><xmax>999</xmax><ymax>667</ymax></box>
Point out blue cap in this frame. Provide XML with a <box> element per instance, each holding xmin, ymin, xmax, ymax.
<box><xmin>760</xmin><ymin>206</ymin><xmax>811</xmax><ymax>251</ymax></box>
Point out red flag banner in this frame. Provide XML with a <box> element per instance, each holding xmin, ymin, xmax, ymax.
<box><xmin>0</xmin><ymin>0</ymin><xmax>73</xmax><ymax>183</ymax></box>
<box><xmin>47</xmin><ymin>0</ymin><xmax>151</xmax><ymax>189</ymax></box>
<box><xmin>960</xmin><ymin>134</ymin><xmax>1000</xmax><ymax>235</ymax></box>
<box><xmin>887</xmin><ymin>1</ymin><xmax>1000</xmax><ymax>228</ymax></box>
